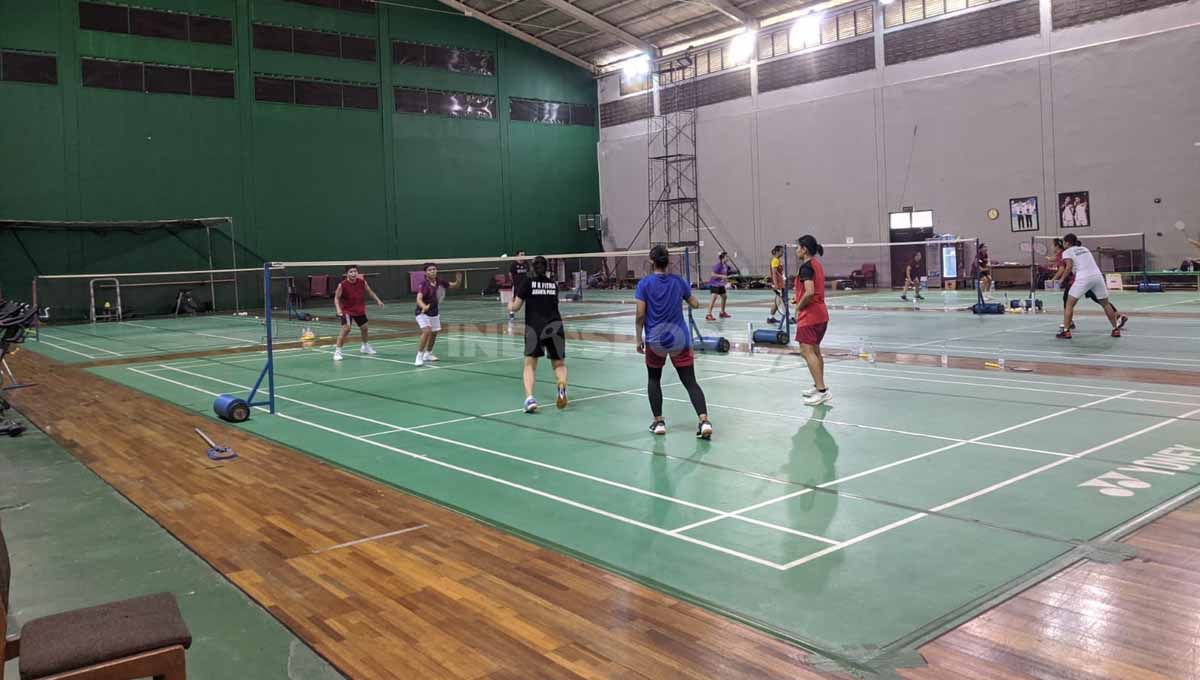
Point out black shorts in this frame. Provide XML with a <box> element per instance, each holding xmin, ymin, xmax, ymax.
<box><xmin>340</xmin><ymin>313</ymin><xmax>368</xmax><ymax>327</ymax></box>
<box><xmin>709</xmin><ymin>286</ymin><xmax>727</xmax><ymax>296</ymax></box>
<box><xmin>525</xmin><ymin>325</ymin><xmax>566</xmax><ymax>360</ymax></box>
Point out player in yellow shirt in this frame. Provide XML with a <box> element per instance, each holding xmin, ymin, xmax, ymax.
<box><xmin>767</xmin><ymin>245</ymin><xmax>786</xmax><ymax>323</ymax></box>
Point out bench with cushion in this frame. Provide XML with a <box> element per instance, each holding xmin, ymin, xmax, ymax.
<box><xmin>2</xmin><ymin>520</ymin><xmax>191</xmax><ymax>680</ymax></box>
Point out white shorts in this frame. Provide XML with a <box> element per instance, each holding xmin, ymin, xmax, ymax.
<box><xmin>415</xmin><ymin>313</ymin><xmax>441</xmax><ymax>331</ymax></box>
<box><xmin>1068</xmin><ymin>276</ymin><xmax>1108</xmax><ymax>302</ymax></box>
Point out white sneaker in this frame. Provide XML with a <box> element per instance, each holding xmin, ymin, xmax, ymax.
<box><xmin>424</xmin><ymin>352</ymin><xmax>439</xmax><ymax>362</ymax></box>
<box><xmin>414</xmin><ymin>354</ymin><xmax>425</xmax><ymax>366</ymax></box>
<box><xmin>802</xmin><ymin>385</ymin><xmax>818</xmax><ymax>398</ymax></box>
<box><xmin>361</xmin><ymin>343</ymin><xmax>376</xmax><ymax>355</ymax></box>
<box><xmin>333</xmin><ymin>348</ymin><xmax>343</xmax><ymax>361</ymax></box>
<box><xmin>804</xmin><ymin>390</ymin><xmax>832</xmax><ymax>406</ymax></box>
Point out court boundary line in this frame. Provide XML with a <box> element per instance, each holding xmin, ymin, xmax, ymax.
<box><xmin>777</xmin><ymin>398</ymin><xmax>1200</xmax><ymax>570</ymax></box>
<box><xmin>669</xmin><ymin>391</ymin><xmax>1136</xmax><ymax>537</ymax></box>
<box><xmin>146</xmin><ymin>363</ymin><xmax>844</xmax><ymax>549</ymax></box>
<box><xmin>125</xmin><ymin>366</ymin><xmax>794</xmax><ymax>570</ymax></box>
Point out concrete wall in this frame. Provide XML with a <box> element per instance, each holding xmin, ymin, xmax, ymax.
<box><xmin>598</xmin><ymin>0</ymin><xmax>1200</xmax><ymax>275</ymax></box>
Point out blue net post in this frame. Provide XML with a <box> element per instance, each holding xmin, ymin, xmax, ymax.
<box><xmin>246</xmin><ymin>262</ymin><xmax>276</xmax><ymax>414</ymax></box>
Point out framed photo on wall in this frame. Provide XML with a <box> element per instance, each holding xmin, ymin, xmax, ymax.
<box><xmin>1058</xmin><ymin>191</ymin><xmax>1090</xmax><ymax>228</ymax></box>
<box><xmin>1009</xmin><ymin>196</ymin><xmax>1039</xmax><ymax>232</ymax></box>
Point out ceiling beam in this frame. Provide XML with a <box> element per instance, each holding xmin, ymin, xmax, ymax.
<box><xmin>702</xmin><ymin>0</ymin><xmax>758</xmax><ymax>27</ymax></box>
<box><xmin>429</xmin><ymin>0</ymin><xmax>599</xmax><ymax>71</ymax></box>
<box><xmin>533</xmin><ymin>0</ymin><xmax>659</xmax><ymax>55</ymax></box>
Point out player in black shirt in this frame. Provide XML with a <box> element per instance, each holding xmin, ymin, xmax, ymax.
<box><xmin>508</xmin><ymin>250</ymin><xmax>529</xmax><ymax>321</ymax></box>
<box><xmin>508</xmin><ymin>256</ymin><xmax>568</xmax><ymax>413</ymax></box>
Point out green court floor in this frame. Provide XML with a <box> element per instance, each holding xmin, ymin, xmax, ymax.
<box><xmin>88</xmin><ymin>331</ymin><xmax>1200</xmax><ymax>674</ymax></box>
<box><xmin>0</xmin><ymin>415</ymin><xmax>341</xmax><ymax>680</ymax></box>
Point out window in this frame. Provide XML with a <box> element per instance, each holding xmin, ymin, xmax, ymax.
<box><xmin>396</xmin><ymin>87</ymin><xmax>495</xmax><ymax>119</ymax></box>
<box><xmin>1</xmin><ymin>51</ymin><xmax>58</xmax><ymax>85</ymax></box>
<box><xmin>754</xmin><ymin>3</ymin><xmax>874</xmax><ymax>62</ymax></box>
<box><xmin>145</xmin><ymin>65</ymin><xmax>190</xmax><ymax>94</ymax></box>
<box><xmin>885</xmin><ymin>0</ymin><xmax>995</xmax><ymax>27</ymax></box>
<box><xmin>81</xmin><ymin>58</ymin><xmax>143</xmax><ymax>91</ymax></box>
<box><xmin>293</xmin><ymin>28</ymin><xmax>341</xmax><ymax>58</ymax></box>
<box><xmin>295</xmin><ymin>79</ymin><xmax>341</xmax><ymax>107</ymax></box>
<box><xmin>394</xmin><ymin>87</ymin><xmax>427</xmax><ymax>113</ymax></box>
<box><xmin>509</xmin><ymin>97</ymin><xmax>594</xmax><ymax>126</ymax></box>
<box><xmin>253</xmin><ymin>24</ymin><xmax>293</xmax><ymax>52</ymax></box>
<box><xmin>889</xmin><ymin>210</ymin><xmax>934</xmax><ymax>230</ymax></box>
<box><xmin>342</xmin><ymin>84</ymin><xmax>378</xmax><ymax>109</ymax></box>
<box><xmin>392</xmin><ymin>41</ymin><xmax>495</xmax><ymax>76</ymax></box>
<box><xmin>618</xmin><ymin>70</ymin><xmax>650</xmax><ymax>95</ymax></box>
<box><xmin>191</xmin><ymin>69</ymin><xmax>235</xmax><ymax>98</ymax></box>
<box><xmin>255</xmin><ymin>76</ymin><xmax>294</xmax><ymax>103</ymax></box>
<box><xmin>253</xmin><ymin>23</ymin><xmax>376</xmax><ymax>62</ymax></box>
<box><xmin>130</xmin><ymin>8</ymin><xmax>188</xmax><ymax>41</ymax></box>
<box><xmin>256</xmin><ymin>74</ymin><xmax>378</xmax><ymax>109</ymax></box>
<box><xmin>190</xmin><ymin>16</ymin><xmax>233</xmax><ymax>45</ymax></box>
<box><xmin>80</xmin><ymin>2</ymin><xmax>233</xmax><ymax>45</ymax></box>
<box><xmin>286</xmin><ymin>0</ymin><xmax>376</xmax><ymax>13</ymax></box>
<box><xmin>341</xmin><ymin>35</ymin><xmax>376</xmax><ymax>62</ymax></box>
<box><xmin>79</xmin><ymin>2</ymin><xmax>129</xmax><ymax>33</ymax></box>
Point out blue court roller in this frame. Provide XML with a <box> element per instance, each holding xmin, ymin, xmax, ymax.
<box><xmin>213</xmin><ymin>394</ymin><xmax>251</xmax><ymax>422</ymax></box>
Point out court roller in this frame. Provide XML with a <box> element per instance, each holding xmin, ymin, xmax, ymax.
<box><xmin>213</xmin><ymin>394</ymin><xmax>251</xmax><ymax>422</ymax></box>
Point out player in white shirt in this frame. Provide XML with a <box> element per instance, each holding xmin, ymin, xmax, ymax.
<box><xmin>1057</xmin><ymin>234</ymin><xmax>1128</xmax><ymax>339</ymax></box>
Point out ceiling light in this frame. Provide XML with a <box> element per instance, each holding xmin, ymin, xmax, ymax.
<box><xmin>622</xmin><ymin>54</ymin><xmax>650</xmax><ymax>78</ymax></box>
<box><xmin>729</xmin><ymin>31</ymin><xmax>756</xmax><ymax>63</ymax></box>
<box><xmin>790</xmin><ymin>14</ymin><xmax>822</xmax><ymax>48</ymax></box>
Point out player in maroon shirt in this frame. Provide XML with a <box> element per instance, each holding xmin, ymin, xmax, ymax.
<box><xmin>333</xmin><ymin>265</ymin><xmax>384</xmax><ymax>362</ymax></box>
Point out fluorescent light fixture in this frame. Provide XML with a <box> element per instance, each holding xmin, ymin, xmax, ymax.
<box><xmin>790</xmin><ymin>13</ymin><xmax>822</xmax><ymax>48</ymax></box>
<box><xmin>880</xmin><ymin>0</ymin><xmax>896</xmax><ymax>5</ymax></box>
<box><xmin>622</xmin><ymin>54</ymin><xmax>651</xmax><ymax>78</ymax></box>
<box><xmin>729</xmin><ymin>30</ymin><xmax>757</xmax><ymax>63</ymax></box>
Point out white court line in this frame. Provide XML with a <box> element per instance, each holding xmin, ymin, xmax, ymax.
<box><xmin>644</xmin><ymin>394</ymin><xmax>1073</xmax><ymax>459</ymax></box>
<box><xmin>461</xmin><ymin>331</ymin><xmax>1200</xmax><ymax>405</ymax></box>
<box><xmin>313</xmin><ymin>524</ymin><xmax>428</xmax><ymax>553</ymax></box>
<box><xmin>121</xmin><ymin>320</ymin><xmax>259</xmax><ymax>347</ymax></box>
<box><xmin>669</xmin><ymin>391</ymin><xmax>1136</xmax><ymax>537</ymax></box>
<box><xmin>152</xmin><ymin>364</ymin><xmax>840</xmax><ymax>548</ymax></box>
<box><xmin>781</xmin><ymin>403</ymin><xmax>1200</xmax><ymax>570</ymax></box>
<box><xmin>36</xmin><ymin>333</ymin><xmax>124</xmax><ymax>357</ymax></box>
<box><xmin>127</xmin><ymin>366</ymin><xmax>791</xmax><ymax>569</ymax></box>
<box><xmin>34</xmin><ymin>338</ymin><xmax>99</xmax><ymax>359</ymax></box>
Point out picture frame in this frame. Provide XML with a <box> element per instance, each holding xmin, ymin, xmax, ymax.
<box><xmin>1058</xmin><ymin>191</ymin><xmax>1090</xmax><ymax>228</ymax></box>
<box><xmin>1009</xmin><ymin>196</ymin><xmax>1039</xmax><ymax>232</ymax></box>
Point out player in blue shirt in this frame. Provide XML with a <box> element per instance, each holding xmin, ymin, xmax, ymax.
<box><xmin>635</xmin><ymin>245</ymin><xmax>712</xmax><ymax>439</ymax></box>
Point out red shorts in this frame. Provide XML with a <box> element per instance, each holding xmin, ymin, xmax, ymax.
<box><xmin>795</xmin><ymin>322</ymin><xmax>828</xmax><ymax>346</ymax></box>
<box><xmin>644</xmin><ymin>345</ymin><xmax>695</xmax><ymax>369</ymax></box>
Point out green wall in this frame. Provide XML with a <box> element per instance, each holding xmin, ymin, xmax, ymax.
<box><xmin>0</xmin><ymin>0</ymin><xmax>599</xmax><ymax>297</ymax></box>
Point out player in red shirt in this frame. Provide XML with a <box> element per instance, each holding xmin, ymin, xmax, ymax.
<box><xmin>794</xmin><ymin>235</ymin><xmax>831</xmax><ymax>406</ymax></box>
<box><xmin>333</xmin><ymin>264</ymin><xmax>384</xmax><ymax>361</ymax></box>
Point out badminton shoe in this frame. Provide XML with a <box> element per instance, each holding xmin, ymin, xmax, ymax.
<box><xmin>1116</xmin><ymin>315</ymin><xmax>1129</xmax><ymax>330</ymax></box>
<box><xmin>361</xmin><ymin>343</ymin><xmax>376</xmax><ymax>355</ymax></box>
<box><xmin>1055</xmin><ymin>330</ymin><xmax>1072</xmax><ymax>340</ymax></box>
<box><xmin>802</xmin><ymin>385</ymin><xmax>818</xmax><ymax>398</ymax></box>
<box><xmin>900</xmin><ymin>295</ymin><xmax>909</xmax><ymax>301</ymax></box>
<box><xmin>705</xmin><ymin>314</ymin><xmax>716</xmax><ymax>321</ymax></box>
<box><xmin>916</xmin><ymin>294</ymin><xmax>925</xmax><ymax>300</ymax></box>
<box><xmin>696</xmin><ymin>420</ymin><xmax>713</xmax><ymax>439</ymax></box>
<box><xmin>414</xmin><ymin>353</ymin><xmax>425</xmax><ymax>366</ymax></box>
<box><xmin>804</xmin><ymin>390</ymin><xmax>832</xmax><ymax>406</ymax></box>
<box><xmin>719</xmin><ymin>312</ymin><xmax>731</xmax><ymax>319</ymax></box>
<box><xmin>556</xmin><ymin>382</ymin><xmax>568</xmax><ymax>409</ymax></box>
<box><xmin>424</xmin><ymin>352</ymin><xmax>439</xmax><ymax>362</ymax></box>
<box><xmin>333</xmin><ymin>348</ymin><xmax>344</xmax><ymax>361</ymax></box>
<box><xmin>767</xmin><ymin>317</ymin><xmax>779</xmax><ymax>324</ymax></box>
<box><xmin>649</xmin><ymin>420</ymin><xmax>666</xmax><ymax>435</ymax></box>
<box><xmin>1111</xmin><ymin>328</ymin><xmax>1122</xmax><ymax>338</ymax></box>
<box><xmin>524</xmin><ymin>396</ymin><xmax>538</xmax><ymax>413</ymax></box>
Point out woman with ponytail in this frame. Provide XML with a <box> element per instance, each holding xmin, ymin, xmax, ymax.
<box><xmin>794</xmin><ymin>235</ymin><xmax>831</xmax><ymax>406</ymax></box>
<box><xmin>508</xmin><ymin>256</ymin><xmax>569</xmax><ymax>413</ymax></box>
<box><xmin>635</xmin><ymin>245</ymin><xmax>713</xmax><ymax>439</ymax></box>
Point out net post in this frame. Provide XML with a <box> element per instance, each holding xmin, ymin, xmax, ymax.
<box><xmin>1029</xmin><ymin>234</ymin><xmax>1036</xmax><ymax>301</ymax></box>
<box><xmin>30</xmin><ymin>277</ymin><xmax>40</xmax><ymax>340</ymax></box>
<box><xmin>206</xmin><ymin>223</ymin><xmax>217</xmax><ymax>311</ymax></box>
<box><xmin>246</xmin><ymin>262</ymin><xmax>276</xmax><ymax>415</ymax></box>
<box><xmin>1141</xmin><ymin>232</ymin><xmax>1147</xmax><ymax>282</ymax></box>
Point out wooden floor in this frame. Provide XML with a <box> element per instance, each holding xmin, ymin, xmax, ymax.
<box><xmin>8</xmin><ymin>349</ymin><xmax>1200</xmax><ymax>679</ymax></box>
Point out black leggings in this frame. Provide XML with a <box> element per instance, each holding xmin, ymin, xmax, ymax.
<box><xmin>648</xmin><ymin>365</ymin><xmax>708</xmax><ymax>419</ymax></box>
